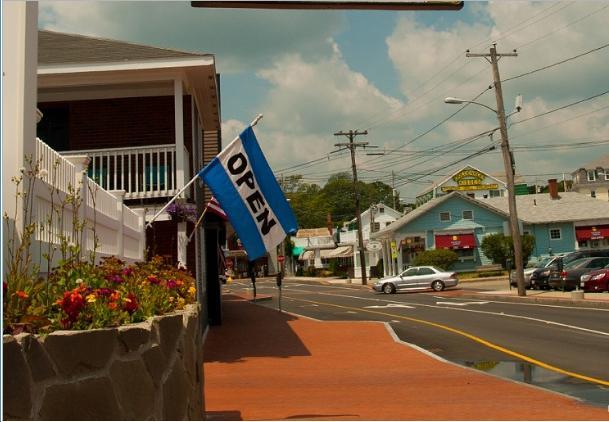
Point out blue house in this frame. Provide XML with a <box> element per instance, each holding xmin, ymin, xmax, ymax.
<box><xmin>372</xmin><ymin>188</ymin><xmax>609</xmax><ymax>276</ymax></box>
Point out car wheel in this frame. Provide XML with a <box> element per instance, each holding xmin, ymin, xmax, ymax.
<box><xmin>382</xmin><ymin>283</ymin><xmax>396</xmax><ymax>294</ymax></box>
<box><xmin>431</xmin><ymin>280</ymin><xmax>445</xmax><ymax>292</ymax></box>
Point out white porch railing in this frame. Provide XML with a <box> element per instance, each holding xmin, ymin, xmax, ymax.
<box><xmin>33</xmin><ymin>138</ymin><xmax>146</xmax><ymax>266</ymax></box>
<box><xmin>62</xmin><ymin>144</ymin><xmax>191</xmax><ymax>200</ymax></box>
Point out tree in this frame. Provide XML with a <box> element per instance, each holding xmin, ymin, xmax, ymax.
<box><xmin>480</xmin><ymin>233</ymin><xmax>536</xmax><ymax>268</ymax></box>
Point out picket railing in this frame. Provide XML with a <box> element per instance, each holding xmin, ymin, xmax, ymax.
<box><xmin>62</xmin><ymin>144</ymin><xmax>190</xmax><ymax>200</ymax></box>
<box><xmin>33</xmin><ymin>138</ymin><xmax>145</xmax><ymax>265</ymax></box>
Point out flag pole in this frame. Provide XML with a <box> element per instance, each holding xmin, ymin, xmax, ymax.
<box><xmin>146</xmin><ymin>114</ymin><xmax>264</xmax><ymax>228</ymax></box>
<box><xmin>187</xmin><ymin>205</ymin><xmax>209</xmax><ymax>244</ymax></box>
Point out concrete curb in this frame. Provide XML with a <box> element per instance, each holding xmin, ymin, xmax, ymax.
<box><xmin>459</xmin><ymin>292</ymin><xmax>609</xmax><ymax>309</ymax></box>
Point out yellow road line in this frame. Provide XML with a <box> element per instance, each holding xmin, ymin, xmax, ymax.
<box><xmin>284</xmin><ymin>295</ymin><xmax>609</xmax><ymax>387</ymax></box>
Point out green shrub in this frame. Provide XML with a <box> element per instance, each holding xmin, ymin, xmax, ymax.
<box><xmin>412</xmin><ymin>249</ymin><xmax>458</xmax><ymax>270</ymax></box>
<box><xmin>480</xmin><ymin>233</ymin><xmax>536</xmax><ymax>269</ymax></box>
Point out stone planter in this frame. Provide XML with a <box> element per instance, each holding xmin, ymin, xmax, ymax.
<box><xmin>3</xmin><ymin>304</ymin><xmax>204</xmax><ymax>420</ymax></box>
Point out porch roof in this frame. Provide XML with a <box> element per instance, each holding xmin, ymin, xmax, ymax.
<box><xmin>37</xmin><ymin>30</ymin><xmax>220</xmax><ymax>130</ymax></box>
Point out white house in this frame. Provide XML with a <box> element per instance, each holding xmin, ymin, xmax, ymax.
<box><xmin>338</xmin><ymin>202</ymin><xmax>402</xmax><ymax>278</ymax></box>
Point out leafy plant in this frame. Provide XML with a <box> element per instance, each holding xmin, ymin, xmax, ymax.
<box><xmin>412</xmin><ymin>249</ymin><xmax>459</xmax><ymax>270</ymax></box>
<box><xmin>480</xmin><ymin>233</ymin><xmax>536</xmax><ymax>268</ymax></box>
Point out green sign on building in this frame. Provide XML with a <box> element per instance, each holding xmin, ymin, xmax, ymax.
<box><xmin>515</xmin><ymin>183</ymin><xmax>529</xmax><ymax>195</ymax></box>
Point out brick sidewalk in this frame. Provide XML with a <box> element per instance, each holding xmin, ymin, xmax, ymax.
<box><xmin>203</xmin><ymin>295</ymin><xmax>608</xmax><ymax>420</ymax></box>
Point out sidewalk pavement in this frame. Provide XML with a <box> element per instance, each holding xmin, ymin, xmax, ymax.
<box><xmin>203</xmin><ymin>294</ymin><xmax>608</xmax><ymax>421</ymax></box>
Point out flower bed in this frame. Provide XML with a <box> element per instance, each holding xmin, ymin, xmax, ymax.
<box><xmin>3</xmin><ymin>256</ymin><xmax>197</xmax><ymax>335</ymax></box>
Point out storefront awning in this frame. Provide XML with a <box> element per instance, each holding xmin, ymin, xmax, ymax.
<box><xmin>327</xmin><ymin>245</ymin><xmax>353</xmax><ymax>258</ymax></box>
<box><xmin>435</xmin><ymin>233</ymin><xmax>476</xmax><ymax>249</ymax></box>
<box><xmin>300</xmin><ymin>246</ymin><xmax>353</xmax><ymax>260</ymax></box>
<box><xmin>576</xmin><ymin>225</ymin><xmax>609</xmax><ymax>241</ymax></box>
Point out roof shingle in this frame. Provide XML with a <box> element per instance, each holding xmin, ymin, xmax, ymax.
<box><xmin>38</xmin><ymin>30</ymin><xmax>208</xmax><ymax>66</ymax></box>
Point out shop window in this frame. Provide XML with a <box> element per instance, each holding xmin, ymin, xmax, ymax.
<box><xmin>379</xmin><ymin>207</ymin><xmax>384</xmax><ymax>214</ymax></box>
<box><xmin>456</xmin><ymin>249</ymin><xmax>475</xmax><ymax>260</ymax></box>
<box><xmin>587</xmin><ymin>170</ymin><xmax>597</xmax><ymax>182</ymax></box>
<box><xmin>549</xmin><ymin>228</ymin><xmax>561</xmax><ymax>240</ymax></box>
<box><xmin>371</xmin><ymin>222</ymin><xmax>380</xmax><ymax>232</ymax></box>
<box><xmin>462</xmin><ymin>210</ymin><xmax>473</xmax><ymax>220</ymax></box>
<box><xmin>490</xmin><ymin>190</ymin><xmax>502</xmax><ymax>198</ymax></box>
<box><xmin>591</xmin><ymin>190</ymin><xmax>596</xmax><ymax>198</ymax></box>
<box><xmin>439</xmin><ymin>211</ymin><xmax>450</xmax><ymax>222</ymax></box>
<box><xmin>605</xmin><ymin>170</ymin><xmax>609</xmax><ymax>181</ymax></box>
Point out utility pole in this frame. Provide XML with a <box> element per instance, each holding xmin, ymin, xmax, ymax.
<box><xmin>467</xmin><ymin>44</ymin><xmax>526</xmax><ymax>297</ymax></box>
<box><xmin>392</xmin><ymin>170</ymin><xmax>397</xmax><ymax>210</ymax></box>
<box><xmin>335</xmin><ymin>129</ymin><xmax>369</xmax><ymax>286</ymax></box>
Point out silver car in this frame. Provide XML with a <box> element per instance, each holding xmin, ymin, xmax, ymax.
<box><xmin>373</xmin><ymin>266</ymin><xmax>458</xmax><ymax>294</ymax></box>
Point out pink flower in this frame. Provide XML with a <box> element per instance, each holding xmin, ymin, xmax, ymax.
<box><xmin>105</xmin><ymin>274</ymin><xmax>124</xmax><ymax>284</ymax></box>
<box><xmin>165</xmin><ymin>279</ymin><xmax>178</xmax><ymax>289</ymax></box>
<box><xmin>122</xmin><ymin>268</ymin><xmax>133</xmax><ymax>277</ymax></box>
<box><xmin>122</xmin><ymin>292</ymin><xmax>139</xmax><ymax>314</ymax></box>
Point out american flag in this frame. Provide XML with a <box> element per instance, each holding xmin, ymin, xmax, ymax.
<box><xmin>207</xmin><ymin>196</ymin><xmax>227</xmax><ymax>220</ymax></box>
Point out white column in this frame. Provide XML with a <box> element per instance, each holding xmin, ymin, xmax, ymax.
<box><xmin>381</xmin><ymin>241</ymin><xmax>388</xmax><ymax>277</ymax></box>
<box><xmin>314</xmin><ymin>249</ymin><xmax>322</xmax><ymax>269</ymax></box>
<box><xmin>177</xmin><ymin>221</ymin><xmax>188</xmax><ymax>268</ymax></box>
<box><xmin>174</xmin><ymin>79</ymin><xmax>185</xmax><ymax>190</ymax></box>
<box><xmin>110</xmin><ymin>190</ymin><xmax>126</xmax><ymax>259</ymax></box>
<box><xmin>2</xmin><ymin>2</ymin><xmax>38</xmax><ymax>277</ymax></box>
<box><xmin>396</xmin><ymin>241</ymin><xmax>403</xmax><ymax>272</ymax></box>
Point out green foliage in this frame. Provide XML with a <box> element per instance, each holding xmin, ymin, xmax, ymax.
<box><xmin>412</xmin><ymin>249</ymin><xmax>458</xmax><ymax>270</ymax></box>
<box><xmin>480</xmin><ymin>233</ymin><xmax>536</xmax><ymax>268</ymax></box>
<box><xmin>283</xmin><ymin>172</ymin><xmax>397</xmax><ymax>229</ymax></box>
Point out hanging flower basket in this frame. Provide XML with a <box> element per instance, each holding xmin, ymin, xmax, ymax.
<box><xmin>166</xmin><ymin>202</ymin><xmax>197</xmax><ymax>224</ymax></box>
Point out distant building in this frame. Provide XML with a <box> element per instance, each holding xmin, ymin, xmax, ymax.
<box><xmin>571</xmin><ymin>153</ymin><xmax>609</xmax><ymax>201</ymax></box>
<box><xmin>339</xmin><ymin>202</ymin><xmax>402</xmax><ymax>278</ymax></box>
<box><xmin>373</xmin><ymin>182</ymin><xmax>609</xmax><ymax>275</ymax></box>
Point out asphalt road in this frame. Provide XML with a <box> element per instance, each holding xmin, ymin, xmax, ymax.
<box><xmin>226</xmin><ymin>278</ymin><xmax>609</xmax><ymax>407</ymax></box>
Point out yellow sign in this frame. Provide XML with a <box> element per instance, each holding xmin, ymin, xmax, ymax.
<box><xmin>440</xmin><ymin>168</ymin><xmax>498</xmax><ymax>192</ymax></box>
<box><xmin>390</xmin><ymin>240</ymin><xmax>398</xmax><ymax>259</ymax></box>
<box><xmin>441</xmin><ymin>184</ymin><xmax>498</xmax><ymax>192</ymax></box>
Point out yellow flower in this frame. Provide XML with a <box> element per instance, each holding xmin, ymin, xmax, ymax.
<box><xmin>177</xmin><ymin>297</ymin><xmax>185</xmax><ymax>308</ymax></box>
<box><xmin>86</xmin><ymin>294</ymin><xmax>96</xmax><ymax>303</ymax></box>
<box><xmin>188</xmin><ymin>286</ymin><xmax>196</xmax><ymax>296</ymax></box>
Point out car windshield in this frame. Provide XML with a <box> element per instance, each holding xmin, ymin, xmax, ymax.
<box><xmin>536</xmin><ymin>257</ymin><xmax>554</xmax><ymax>267</ymax></box>
<box><xmin>565</xmin><ymin>258</ymin><xmax>591</xmax><ymax>269</ymax></box>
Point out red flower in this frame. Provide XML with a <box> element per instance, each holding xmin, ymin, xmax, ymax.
<box><xmin>122</xmin><ymin>268</ymin><xmax>133</xmax><ymax>277</ymax></box>
<box><xmin>57</xmin><ymin>288</ymin><xmax>85</xmax><ymax>328</ymax></box>
<box><xmin>166</xmin><ymin>279</ymin><xmax>178</xmax><ymax>289</ymax></box>
<box><xmin>147</xmin><ymin>275</ymin><xmax>161</xmax><ymax>285</ymax></box>
<box><xmin>16</xmin><ymin>290</ymin><xmax>29</xmax><ymax>299</ymax></box>
<box><xmin>122</xmin><ymin>292</ymin><xmax>139</xmax><ymax>314</ymax></box>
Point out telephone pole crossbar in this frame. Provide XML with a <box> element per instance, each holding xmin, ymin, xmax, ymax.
<box><xmin>334</xmin><ymin>129</ymin><xmax>371</xmax><ymax>286</ymax></box>
<box><xmin>466</xmin><ymin>44</ymin><xmax>526</xmax><ymax>297</ymax></box>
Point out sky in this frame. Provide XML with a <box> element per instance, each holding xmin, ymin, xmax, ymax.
<box><xmin>38</xmin><ymin>1</ymin><xmax>609</xmax><ymax>203</ymax></box>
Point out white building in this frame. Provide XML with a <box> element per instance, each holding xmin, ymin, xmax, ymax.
<box><xmin>338</xmin><ymin>202</ymin><xmax>402</xmax><ymax>279</ymax></box>
<box><xmin>571</xmin><ymin>154</ymin><xmax>609</xmax><ymax>202</ymax></box>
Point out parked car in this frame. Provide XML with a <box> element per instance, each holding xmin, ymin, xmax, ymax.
<box><xmin>373</xmin><ymin>266</ymin><xmax>458</xmax><ymax>294</ymax></box>
<box><xmin>547</xmin><ymin>257</ymin><xmax>609</xmax><ymax>291</ymax></box>
<box><xmin>510</xmin><ymin>255</ymin><xmax>564</xmax><ymax>289</ymax></box>
<box><xmin>529</xmin><ymin>249</ymin><xmax>609</xmax><ymax>289</ymax></box>
<box><xmin>579</xmin><ymin>264</ymin><xmax>609</xmax><ymax>292</ymax></box>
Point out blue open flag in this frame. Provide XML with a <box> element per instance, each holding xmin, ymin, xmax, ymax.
<box><xmin>199</xmin><ymin>126</ymin><xmax>298</xmax><ymax>261</ymax></box>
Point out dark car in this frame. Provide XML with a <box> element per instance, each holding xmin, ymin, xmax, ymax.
<box><xmin>579</xmin><ymin>264</ymin><xmax>609</xmax><ymax>292</ymax></box>
<box><xmin>547</xmin><ymin>257</ymin><xmax>609</xmax><ymax>291</ymax></box>
<box><xmin>510</xmin><ymin>256</ymin><xmax>563</xmax><ymax>289</ymax></box>
<box><xmin>529</xmin><ymin>249</ymin><xmax>609</xmax><ymax>289</ymax></box>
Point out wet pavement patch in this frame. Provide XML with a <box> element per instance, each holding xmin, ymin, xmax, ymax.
<box><xmin>460</xmin><ymin>360</ymin><xmax>609</xmax><ymax>408</ymax></box>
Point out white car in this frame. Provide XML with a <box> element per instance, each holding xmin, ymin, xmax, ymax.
<box><xmin>373</xmin><ymin>266</ymin><xmax>458</xmax><ymax>294</ymax></box>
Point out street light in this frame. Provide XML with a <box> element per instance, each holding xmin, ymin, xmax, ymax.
<box><xmin>444</xmin><ymin>94</ymin><xmax>527</xmax><ymax>296</ymax></box>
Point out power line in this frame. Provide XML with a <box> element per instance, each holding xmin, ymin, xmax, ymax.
<box><xmin>512</xmin><ymin>89</ymin><xmax>609</xmax><ymax>126</ymax></box>
<box><xmin>502</xmin><ymin>42</ymin><xmax>609</xmax><ymax>83</ymax></box>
